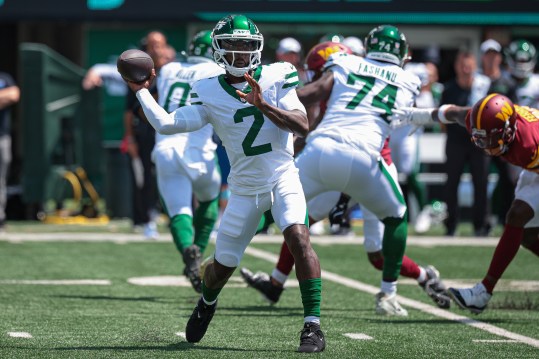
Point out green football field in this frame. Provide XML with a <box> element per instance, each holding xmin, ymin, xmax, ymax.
<box><xmin>1</xmin><ymin>223</ymin><xmax>538</xmax><ymax>358</ymax></box>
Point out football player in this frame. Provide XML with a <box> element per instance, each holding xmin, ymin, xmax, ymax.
<box><xmin>241</xmin><ymin>40</ymin><xmax>450</xmax><ymax>311</ymax></box>
<box><xmin>506</xmin><ymin>39</ymin><xmax>539</xmax><ymax>108</ymax></box>
<box><xmin>153</xmin><ymin>30</ymin><xmax>224</xmax><ymax>293</ymax></box>
<box><xmin>125</xmin><ymin>14</ymin><xmax>325</xmax><ymax>353</ymax></box>
<box><xmin>293</xmin><ymin>25</ymin><xmax>424</xmax><ymax>316</ymax></box>
<box><xmin>392</xmin><ymin>93</ymin><xmax>539</xmax><ymax>314</ymax></box>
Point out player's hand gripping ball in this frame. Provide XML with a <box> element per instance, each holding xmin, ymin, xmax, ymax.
<box><xmin>117</xmin><ymin>49</ymin><xmax>154</xmax><ymax>83</ymax></box>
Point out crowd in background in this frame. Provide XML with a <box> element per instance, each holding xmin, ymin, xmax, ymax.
<box><xmin>1</xmin><ymin>28</ymin><xmax>537</xmax><ymax>239</ymax></box>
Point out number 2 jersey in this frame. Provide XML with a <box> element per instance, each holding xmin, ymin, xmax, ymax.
<box><xmin>180</xmin><ymin>62</ymin><xmax>304</xmax><ymax>195</ymax></box>
<box><xmin>308</xmin><ymin>52</ymin><xmax>421</xmax><ymax>154</ymax></box>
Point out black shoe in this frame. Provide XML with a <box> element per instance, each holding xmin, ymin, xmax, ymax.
<box><xmin>239</xmin><ymin>267</ymin><xmax>283</xmax><ymax>304</ymax></box>
<box><xmin>183</xmin><ymin>245</ymin><xmax>202</xmax><ymax>293</ymax></box>
<box><xmin>298</xmin><ymin>322</ymin><xmax>325</xmax><ymax>353</ymax></box>
<box><xmin>328</xmin><ymin>193</ymin><xmax>350</xmax><ymax>227</ymax></box>
<box><xmin>185</xmin><ymin>297</ymin><xmax>217</xmax><ymax>343</ymax></box>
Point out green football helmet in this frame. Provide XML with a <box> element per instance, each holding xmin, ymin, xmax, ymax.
<box><xmin>188</xmin><ymin>30</ymin><xmax>213</xmax><ymax>60</ymax></box>
<box><xmin>211</xmin><ymin>14</ymin><xmax>264</xmax><ymax>77</ymax></box>
<box><xmin>364</xmin><ymin>25</ymin><xmax>409</xmax><ymax>67</ymax></box>
<box><xmin>505</xmin><ymin>39</ymin><xmax>537</xmax><ymax>79</ymax></box>
<box><xmin>319</xmin><ymin>33</ymin><xmax>345</xmax><ymax>44</ymax></box>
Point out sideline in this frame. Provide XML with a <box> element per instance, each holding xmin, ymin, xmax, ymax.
<box><xmin>0</xmin><ymin>232</ymin><xmax>500</xmax><ymax>247</ymax></box>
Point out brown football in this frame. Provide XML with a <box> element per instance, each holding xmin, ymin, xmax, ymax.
<box><xmin>117</xmin><ymin>49</ymin><xmax>154</xmax><ymax>83</ymax></box>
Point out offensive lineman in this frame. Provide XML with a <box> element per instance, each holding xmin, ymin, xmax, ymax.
<box><xmin>297</xmin><ymin>25</ymin><xmax>421</xmax><ymax>315</ymax></box>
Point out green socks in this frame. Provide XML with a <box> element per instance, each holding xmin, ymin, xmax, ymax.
<box><xmin>193</xmin><ymin>197</ymin><xmax>219</xmax><ymax>253</ymax></box>
<box><xmin>381</xmin><ymin>215</ymin><xmax>408</xmax><ymax>281</ymax></box>
<box><xmin>299</xmin><ymin>278</ymin><xmax>322</xmax><ymax>318</ymax></box>
<box><xmin>170</xmin><ymin>214</ymin><xmax>194</xmax><ymax>254</ymax></box>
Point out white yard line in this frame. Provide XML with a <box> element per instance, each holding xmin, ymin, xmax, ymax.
<box><xmin>243</xmin><ymin>246</ymin><xmax>539</xmax><ymax>349</ymax></box>
<box><xmin>8</xmin><ymin>332</ymin><xmax>32</xmax><ymax>338</ymax></box>
<box><xmin>343</xmin><ymin>333</ymin><xmax>374</xmax><ymax>340</ymax></box>
<box><xmin>0</xmin><ymin>279</ymin><xmax>111</xmax><ymax>285</ymax></box>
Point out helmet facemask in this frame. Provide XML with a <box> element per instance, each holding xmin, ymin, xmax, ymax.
<box><xmin>471</xmin><ymin>120</ymin><xmax>516</xmax><ymax>156</ymax></box>
<box><xmin>213</xmin><ymin>34</ymin><xmax>263</xmax><ymax>77</ymax></box>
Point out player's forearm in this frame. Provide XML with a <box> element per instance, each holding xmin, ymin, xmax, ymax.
<box><xmin>136</xmin><ymin>89</ymin><xmax>175</xmax><ymax>133</ymax></box>
<box><xmin>434</xmin><ymin>104</ymin><xmax>470</xmax><ymax>127</ymax></box>
<box><xmin>259</xmin><ymin>102</ymin><xmax>309</xmax><ymax>137</ymax></box>
<box><xmin>136</xmin><ymin>89</ymin><xmax>205</xmax><ymax>134</ymax></box>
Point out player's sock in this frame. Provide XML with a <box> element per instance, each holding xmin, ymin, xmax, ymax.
<box><xmin>202</xmin><ymin>281</ymin><xmax>222</xmax><ymax>303</ymax></box>
<box><xmin>381</xmin><ymin>215</ymin><xmax>408</xmax><ymax>281</ymax></box>
<box><xmin>276</xmin><ymin>241</ymin><xmax>295</xmax><ymax>275</ymax></box>
<box><xmin>401</xmin><ymin>255</ymin><xmax>422</xmax><ymax>279</ymax></box>
<box><xmin>482</xmin><ymin>224</ymin><xmax>523</xmax><ymax>293</ymax></box>
<box><xmin>368</xmin><ymin>253</ymin><xmax>421</xmax><ymax>279</ymax></box>
<box><xmin>299</xmin><ymin>278</ymin><xmax>322</xmax><ymax>318</ymax></box>
<box><xmin>193</xmin><ymin>197</ymin><xmax>219</xmax><ymax>253</ymax></box>
<box><xmin>170</xmin><ymin>214</ymin><xmax>194</xmax><ymax>253</ymax></box>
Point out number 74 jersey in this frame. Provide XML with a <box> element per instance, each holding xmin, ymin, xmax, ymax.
<box><xmin>311</xmin><ymin>53</ymin><xmax>421</xmax><ymax>153</ymax></box>
<box><xmin>190</xmin><ymin>61</ymin><xmax>306</xmax><ymax>195</ymax></box>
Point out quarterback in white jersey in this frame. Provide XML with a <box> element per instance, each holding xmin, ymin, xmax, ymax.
<box><xmin>297</xmin><ymin>25</ymin><xmax>421</xmax><ymax>316</ymax></box>
<box><xmin>153</xmin><ymin>30</ymin><xmax>224</xmax><ymax>294</ymax></box>
<box><xmin>126</xmin><ymin>15</ymin><xmax>325</xmax><ymax>353</ymax></box>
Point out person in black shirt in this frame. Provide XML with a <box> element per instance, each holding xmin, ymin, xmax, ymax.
<box><xmin>441</xmin><ymin>51</ymin><xmax>491</xmax><ymax>236</ymax></box>
<box><xmin>480</xmin><ymin>39</ymin><xmax>519</xmax><ymax>226</ymax></box>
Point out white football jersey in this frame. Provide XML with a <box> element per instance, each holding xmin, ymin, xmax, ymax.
<box><xmin>309</xmin><ymin>53</ymin><xmax>421</xmax><ymax>153</ymax></box>
<box><xmin>156</xmin><ymin>58</ymin><xmax>224</xmax><ymax>155</ymax></box>
<box><xmin>516</xmin><ymin>73</ymin><xmax>539</xmax><ymax>108</ymax></box>
<box><xmin>190</xmin><ymin>62</ymin><xmax>305</xmax><ymax>195</ymax></box>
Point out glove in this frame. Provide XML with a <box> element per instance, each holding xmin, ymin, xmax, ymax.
<box><xmin>389</xmin><ymin>107</ymin><xmax>435</xmax><ymax>129</ymax></box>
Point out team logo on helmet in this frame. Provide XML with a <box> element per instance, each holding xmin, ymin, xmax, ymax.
<box><xmin>495</xmin><ymin>100</ymin><xmax>514</xmax><ymax>122</ymax></box>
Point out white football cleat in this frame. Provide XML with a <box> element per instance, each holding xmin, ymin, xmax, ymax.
<box><xmin>448</xmin><ymin>282</ymin><xmax>492</xmax><ymax>314</ymax></box>
<box><xmin>375</xmin><ymin>291</ymin><xmax>408</xmax><ymax>316</ymax></box>
<box><xmin>143</xmin><ymin>221</ymin><xmax>159</xmax><ymax>240</ymax></box>
<box><xmin>414</xmin><ymin>206</ymin><xmax>432</xmax><ymax>234</ymax></box>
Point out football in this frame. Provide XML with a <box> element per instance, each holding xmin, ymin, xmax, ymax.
<box><xmin>117</xmin><ymin>49</ymin><xmax>154</xmax><ymax>83</ymax></box>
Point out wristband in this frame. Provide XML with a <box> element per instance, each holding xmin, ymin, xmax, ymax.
<box><xmin>438</xmin><ymin>105</ymin><xmax>451</xmax><ymax>124</ymax></box>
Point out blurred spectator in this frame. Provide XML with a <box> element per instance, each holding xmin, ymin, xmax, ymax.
<box><xmin>343</xmin><ymin>36</ymin><xmax>365</xmax><ymax>57</ymax></box>
<box><xmin>440</xmin><ymin>50</ymin><xmax>491</xmax><ymax>236</ymax></box>
<box><xmin>275</xmin><ymin>37</ymin><xmax>308</xmax><ymax>85</ymax></box>
<box><xmin>480</xmin><ymin>39</ymin><xmax>519</xmax><ymax>226</ymax></box>
<box><xmin>124</xmin><ymin>30</ymin><xmax>171</xmax><ymax>239</ymax></box>
<box><xmin>0</xmin><ymin>71</ymin><xmax>19</xmax><ymax>231</ymax></box>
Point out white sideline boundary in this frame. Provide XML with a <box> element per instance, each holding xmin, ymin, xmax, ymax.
<box><xmin>0</xmin><ymin>232</ymin><xmax>500</xmax><ymax>247</ymax></box>
<box><xmin>243</xmin><ymin>246</ymin><xmax>539</xmax><ymax>349</ymax></box>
